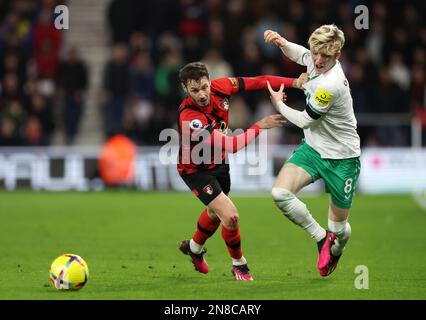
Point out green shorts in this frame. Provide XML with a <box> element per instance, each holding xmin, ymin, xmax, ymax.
<box><xmin>287</xmin><ymin>141</ymin><xmax>361</xmax><ymax>209</ymax></box>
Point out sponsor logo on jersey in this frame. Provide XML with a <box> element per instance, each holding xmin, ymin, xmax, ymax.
<box><xmin>228</xmin><ymin>77</ymin><xmax>238</xmax><ymax>88</ymax></box>
<box><xmin>189</xmin><ymin>119</ymin><xmax>203</xmax><ymax>130</ymax></box>
<box><xmin>314</xmin><ymin>88</ymin><xmax>333</xmax><ymax>107</ymax></box>
<box><xmin>203</xmin><ymin>184</ymin><xmax>214</xmax><ymax>195</ymax></box>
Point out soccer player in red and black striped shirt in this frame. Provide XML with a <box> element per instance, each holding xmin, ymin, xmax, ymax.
<box><xmin>177</xmin><ymin>62</ymin><xmax>305</xmax><ymax>280</ymax></box>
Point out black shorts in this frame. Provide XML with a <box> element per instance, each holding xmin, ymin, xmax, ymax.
<box><xmin>180</xmin><ymin>164</ymin><xmax>231</xmax><ymax>206</ymax></box>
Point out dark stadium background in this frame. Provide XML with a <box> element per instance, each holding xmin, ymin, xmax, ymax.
<box><xmin>0</xmin><ymin>0</ymin><xmax>424</xmax><ymax>149</ymax></box>
<box><xmin>0</xmin><ymin>0</ymin><xmax>425</xmax><ymax>303</ymax></box>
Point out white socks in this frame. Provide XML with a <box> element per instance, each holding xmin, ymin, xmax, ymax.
<box><xmin>189</xmin><ymin>239</ymin><xmax>203</xmax><ymax>254</ymax></box>
<box><xmin>191</xmin><ymin>239</ymin><xmax>248</xmax><ymax>266</ymax></box>
<box><xmin>272</xmin><ymin>188</ymin><xmax>326</xmax><ymax>242</ymax></box>
<box><xmin>328</xmin><ymin>219</ymin><xmax>351</xmax><ymax>256</ymax></box>
<box><xmin>232</xmin><ymin>256</ymin><xmax>247</xmax><ymax>266</ymax></box>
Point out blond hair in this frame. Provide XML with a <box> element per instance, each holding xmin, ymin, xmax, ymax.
<box><xmin>308</xmin><ymin>24</ymin><xmax>345</xmax><ymax>55</ymax></box>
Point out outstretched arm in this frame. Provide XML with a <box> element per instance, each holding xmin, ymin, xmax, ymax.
<box><xmin>242</xmin><ymin>75</ymin><xmax>298</xmax><ymax>91</ymax></box>
<box><xmin>212</xmin><ymin>74</ymin><xmax>305</xmax><ymax>97</ymax></box>
<box><xmin>201</xmin><ymin>114</ymin><xmax>285</xmax><ymax>153</ymax></box>
<box><xmin>264</xmin><ymin>30</ymin><xmax>310</xmax><ymax>66</ymax></box>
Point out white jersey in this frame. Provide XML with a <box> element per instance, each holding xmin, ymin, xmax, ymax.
<box><xmin>285</xmin><ymin>42</ymin><xmax>361</xmax><ymax>159</ymax></box>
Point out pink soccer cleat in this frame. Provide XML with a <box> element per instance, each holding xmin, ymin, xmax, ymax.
<box><xmin>179</xmin><ymin>240</ymin><xmax>209</xmax><ymax>274</ymax></box>
<box><xmin>317</xmin><ymin>231</ymin><xmax>337</xmax><ymax>276</ymax></box>
<box><xmin>324</xmin><ymin>253</ymin><xmax>342</xmax><ymax>276</ymax></box>
<box><xmin>231</xmin><ymin>264</ymin><xmax>254</xmax><ymax>281</ymax></box>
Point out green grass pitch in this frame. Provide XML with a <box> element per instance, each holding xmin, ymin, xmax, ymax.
<box><xmin>0</xmin><ymin>191</ymin><xmax>425</xmax><ymax>300</ymax></box>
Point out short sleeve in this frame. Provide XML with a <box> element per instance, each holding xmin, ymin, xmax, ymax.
<box><xmin>211</xmin><ymin>77</ymin><xmax>242</xmax><ymax>96</ymax></box>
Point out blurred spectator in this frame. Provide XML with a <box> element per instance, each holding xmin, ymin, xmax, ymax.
<box><xmin>349</xmin><ymin>64</ymin><xmax>370</xmax><ymax>114</ymax></box>
<box><xmin>372</xmin><ymin>67</ymin><xmax>409</xmax><ymax>114</ymax></box>
<box><xmin>154</xmin><ymin>49</ymin><xmax>184</xmax><ymax>109</ymax></box>
<box><xmin>57</xmin><ymin>47</ymin><xmax>88</xmax><ymax>145</ymax></box>
<box><xmin>98</xmin><ymin>134</ymin><xmax>137</xmax><ymax>187</ymax></box>
<box><xmin>254</xmin><ymin>10</ymin><xmax>283</xmax><ymax>60</ymax></box>
<box><xmin>2</xmin><ymin>52</ymin><xmax>25</xmax><ymax>85</ymax></box>
<box><xmin>235</xmin><ymin>42</ymin><xmax>262</xmax><ymax>77</ymax></box>
<box><xmin>128</xmin><ymin>32</ymin><xmax>152</xmax><ymax>63</ymax></box>
<box><xmin>372</xmin><ymin>67</ymin><xmax>410</xmax><ymax>146</ymax></box>
<box><xmin>0</xmin><ymin>11</ymin><xmax>20</xmax><ymax>47</ymax></box>
<box><xmin>107</xmin><ymin>0</ymin><xmax>134</xmax><ymax>43</ymax></box>
<box><xmin>389</xmin><ymin>51</ymin><xmax>411</xmax><ymax>91</ymax></box>
<box><xmin>0</xmin><ymin>98</ymin><xmax>28</xmax><ymax>146</ymax></box>
<box><xmin>103</xmin><ymin>43</ymin><xmax>130</xmax><ymax>138</ymax></box>
<box><xmin>0</xmin><ymin>73</ymin><xmax>24</xmax><ymax>109</ymax></box>
<box><xmin>366</xmin><ymin>20</ymin><xmax>385</xmax><ymax>66</ymax></box>
<box><xmin>1</xmin><ymin>99</ymin><xmax>27</xmax><ymax>136</ymax></box>
<box><xmin>32</xmin><ymin>7</ymin><xmax>62</xmax><ymax>79</ymax></box>
<box><xmin>353</xmin><ymin>47</ymin><xmax>378</xmax><ymax>87</ymax></box>
<box><xmin>0</xmin><ymin>116</ymin><xmax>25</xmax><ymax>146</ymax></box>
<box><xmin>228</xmin><ymin>96</ymin><xmax>251</xmax><ymax>130</ymax></box>
<box><xmin>178</xmin><ymin>0</ymin><xmax>208</xmax><ymax>61</ymax></box>
<box><xmin>202</xmin><ymin>48</ymin><xmax>233</xmax><ymax>79</ymax></box>
<box><xmin>411</xmin><ymin>68</ymin><xmax>426</xmax><ymax>108</ymax></box>
<box><xmin>177</xmin><ymin>0</ymin><xmax>207</xmax><ymax>37</ymax></box>
<box><xmin>124</xmin><ymin>51</ymin><xmax>155</xmax><ymax>145</ymax></box>
<box><xmin>0</xmin><ymin>0</ymin><xmax>423</xmax><ymax>147</ymax></box>
<box><xmin>207</xmin><ymin>18</ymin><xmax>225</xmax><ymax>51</ymax></box>
<box><xmin>276</xmin><ymin>22</ymin><xmax>306</xmax><ymax>78</ymax></box>
<box><xmin>129</xmin><ymin>51</ymin><xmax>154</xmax><ymax>101</ymax></box>
<box><xmin>23</xmin><ymin>115</ymin><xmax>43</xmax><ymax>145</ymax></box>
<box><xmin>27</xmin><ymin>93</ymin><xmax>54</xmax><ymax>145</ymax></box>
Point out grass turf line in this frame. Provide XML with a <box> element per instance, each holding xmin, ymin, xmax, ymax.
<box><xmin>0</xmin><ymin>191</ymin><xmax>425</xmax><ymax>299</ymax></box>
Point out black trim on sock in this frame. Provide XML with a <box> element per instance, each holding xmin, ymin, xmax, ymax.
<box><xmin>225</xmin><ymin>241</ymin><xmax>241</xmax><ymax>250</ymax></box>
<box><xmin>197</xmin><ymin>223</ymin><xmax>214</xmax><ymax>236</ymax></box>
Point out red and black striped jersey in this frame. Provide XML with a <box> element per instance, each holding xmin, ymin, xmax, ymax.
<box><xmin>177</xmin><ymin>75</ymin><xmax>295</xmax><ymax>175</ymax></box>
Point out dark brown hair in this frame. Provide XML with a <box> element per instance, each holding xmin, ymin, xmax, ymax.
<box><xmin>179</xmin><ymin>62</ymin><xmax>210</xmax><ymax>86</ymax></box>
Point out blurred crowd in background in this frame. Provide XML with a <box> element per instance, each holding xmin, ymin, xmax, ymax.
<box><xmin>0</xmin><ymin>0</ymin><xmax>88</xmax><ymax>146</ymax></box>
<box><xmin>0</xmin><ymin>0</ymin><xmax>425</xmax><ymax>147</ymax></box>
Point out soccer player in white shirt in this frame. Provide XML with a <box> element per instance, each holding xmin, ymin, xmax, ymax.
<box><xmin>264</xmin><ymin>24</ymin><xmax>361</xmax><ymax>276</ymax></box>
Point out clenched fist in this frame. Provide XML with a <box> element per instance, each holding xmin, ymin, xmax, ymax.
<box><xmin>264</xmin><ymin>30</ymin><xmax>287</xmax><ymax>48</ymax></box>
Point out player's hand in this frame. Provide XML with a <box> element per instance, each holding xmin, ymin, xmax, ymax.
<box><xmin>264</xmin><ymin>30</ymin><xmax>287</xmax><ymax>48</ymax></box>
<box><xmin>293</xmin><ymin>73</ymin><xmax>308</xmax><ymax>90</ymax></box>
<box><xmin>256</xmin><ymin>114</ymin><xmax>286</xmax><ymax>129</ymax></box>
<box><xmin>267</xmin><ymin>81</ymin><xmax>286</xmax><ymax>111</ymax></box>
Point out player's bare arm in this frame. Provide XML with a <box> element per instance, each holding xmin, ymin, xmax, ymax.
<box><xmin>255</xmin><ymin>114</ymin><xmax>286</xmax><ymax>129</ymax></box>
<box><xmin>293</xmin><ymin>73</ymin><xmax>308</xmax><ymax>89</ymax></box>
<box><xmin>266</xmin><ymin>81</ymin><xmax>316</xmax><ymax>129</ymax></box>
<box><xmin>201</xmin><ymin>114</ymin><xmax>285</xmax><ymax>154</ymax></box>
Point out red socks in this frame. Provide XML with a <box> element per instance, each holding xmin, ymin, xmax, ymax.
<box><xmin>221</xmin><ymin>225</ymin><xmax>242</xmax><ymax>259</ymax></box>
<box><xmin>192</xmin><ymin>208</ymin><xmax>221</xmax><ymax>245</ymax></box>
<box><xmin>192</xmin><ymin>208</ymin><xmax>243</xmax><ymax>260</ymax></box>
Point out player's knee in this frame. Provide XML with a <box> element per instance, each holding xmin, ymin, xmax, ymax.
<box><xmin>225</xmin><ymin>212</ymin><xmax>239</xmax><ymax>229</ymax></box>
<box><xmin>271</xmin><ymin>187</ymin><xmax>296</xmax><ymax>213</ymax></box>
<box><xmin>272</xmin><ymin>187</ymin><xmax>311</xmax><ymax>224</ymax></box>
